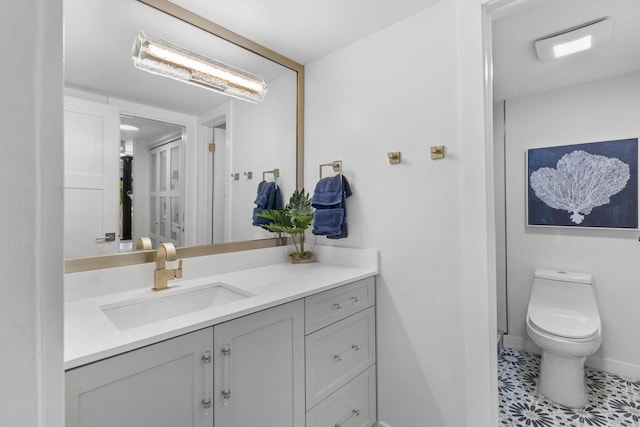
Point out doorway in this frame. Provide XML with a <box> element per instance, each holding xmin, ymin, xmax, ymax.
<box><xmin>120</xmin><ymin>115</ymin><xmax>185</xmax><ymax>250</ymax></box>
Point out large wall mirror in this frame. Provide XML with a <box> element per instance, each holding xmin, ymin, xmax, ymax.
<box><xmin>64</xmin><ymin>0</ymin><xmax>304</xmax><ymax>272</ymax></box>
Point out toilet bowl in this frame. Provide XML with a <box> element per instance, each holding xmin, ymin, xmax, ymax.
<box><xmin>525</xmin><ymin>268</ymin><xmax>602</xmax><ymax>408</ymax></box>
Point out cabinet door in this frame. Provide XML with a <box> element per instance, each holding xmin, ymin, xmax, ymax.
<box><xmin>65</xmin><ymin>327</ymin><xmax>214</xmax><ymax>427</ymax></box>
<box><xmin>214</xmin><ymin>300</ymin><xmax>305</xmax><ymax>427</ymax></box>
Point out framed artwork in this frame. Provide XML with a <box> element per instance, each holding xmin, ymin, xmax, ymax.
<box><xmin>527</xmin><ymin>138</ymin><xmax>638</xmax><ymax>229</ymax></box>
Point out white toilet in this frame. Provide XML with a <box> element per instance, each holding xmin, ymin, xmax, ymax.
<box><xmin>526</xmin><ymin>268</ymin><xmax>602</xmax><ymax>408</ymax></box>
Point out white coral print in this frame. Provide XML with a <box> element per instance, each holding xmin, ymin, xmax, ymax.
<box><xmin>530</xmin><ymin>150</ymin><xmax>630</xmax><ymax>224</ymax></box>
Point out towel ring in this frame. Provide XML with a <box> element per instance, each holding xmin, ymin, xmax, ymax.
<box><xmin>319</xmin><ymin>160</ymin><xmax>342</xmax><ymax>179</ymax></box>
<box><xmin>262</xmin><ymin>168</ymin><xmax>280</xmax><ymax>182</ymax></box>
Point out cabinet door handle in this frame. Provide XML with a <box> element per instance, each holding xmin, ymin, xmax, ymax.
<box><xmin>221</xmin><ymin>345</ymin><xmax>231</xmax><ymax>405</ymax></box>
<box><xmin>332</xmin><ymin>296</ymin><xmax>360</xmax><ymax>310</ymax></box>
<box><xmin>335</xmin><ymin>409</ymin><xmax>360</xmax><ymax>427</ymax></box>
<box><xmin>201</xmin><ymin>351</ymin><xmax>212</xmax><ymax>416</ymax></box>
<box><xmin>333</xmin><ymin>344</ymin><xmax>361</xmax><ymax>363</ymax></box>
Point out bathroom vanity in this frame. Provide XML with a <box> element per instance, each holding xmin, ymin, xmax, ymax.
<box><xmin>64</xmin><ymin>247</ymin><xmax>378</xmax><ymax>427</ymax></box>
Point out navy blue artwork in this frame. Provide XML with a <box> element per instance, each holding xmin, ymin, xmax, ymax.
<box><xmin>527</xmin><ymin>138</ymin><xmax>638</xmax><ymax>228</ymax></box>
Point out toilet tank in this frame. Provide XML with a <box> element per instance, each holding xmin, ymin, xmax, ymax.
<box><xmin>534</xmin><ymin>268</ymin><xmax>593</xmax><ymax>285</ymax></box>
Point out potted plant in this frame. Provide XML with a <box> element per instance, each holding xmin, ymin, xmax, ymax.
<box><xmin>256</xmin><ymin>188</ymin><xmax>314</xmax><ymax>263</ymax></box>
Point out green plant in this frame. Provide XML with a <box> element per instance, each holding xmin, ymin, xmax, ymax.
<box><xmin>256</xmin><ymin>189</ymin><xmax>313</xmax><ymax>258</ymax></box>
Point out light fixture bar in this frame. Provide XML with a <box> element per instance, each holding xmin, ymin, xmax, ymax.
<box><xmin>132</xmin><ymin>31</ymin><xmax>268</xmax><ymax>103</ymax></box>
<box><xmin>534</xmin><ymin>18</ymin><xmax>612</xmax><ymax>62</ymax></box>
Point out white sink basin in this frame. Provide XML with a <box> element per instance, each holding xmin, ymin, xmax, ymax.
<box><xmin>100</xmin><ymin>282</ymin><xmax>252</xmax><ymax>330</ymax></box>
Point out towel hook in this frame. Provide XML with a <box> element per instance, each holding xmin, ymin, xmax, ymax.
<box><xmin>319</xmin><ymin>160</ymin><xmax>343</xmax><ymax>179</ymax></box>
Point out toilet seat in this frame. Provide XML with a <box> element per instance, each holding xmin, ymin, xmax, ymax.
<box><xmin>527</xmin><ymin>309</ymin><xmax>598</xmax><ymax>341</ymax></box>
<box><xmin>527</xmin><ymin>277</ymin><xmax>600</xmax><ymax>341</ymax></box>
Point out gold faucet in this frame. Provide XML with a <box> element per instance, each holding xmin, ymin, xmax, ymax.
<box><xmin>153</xmin><ymin>242</ymin><xmax>183</xmax><ymax>291</ymax></box>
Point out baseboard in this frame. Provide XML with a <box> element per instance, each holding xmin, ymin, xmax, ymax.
<box><xmin>503</xmin><ymin>334</ymin><xmax>640</xmax><ymax>381</ymax></box>
<box><xmin>502</xmin><ymin>334</ymin><xmax>541</xmax><ymax>355</ymax></box>
<box><xmin>586</xmin><ymin>355</ymin><xmax>640</xmax><ymax>381</ymax></box>
<box><xmin>374</xmin><ymin>422</ymin><xmax>393</xmax><ymax>427</ymax></box>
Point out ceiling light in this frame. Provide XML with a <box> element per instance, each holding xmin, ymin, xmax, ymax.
<box><xmin>553</xmin><ymin>35</ymin><xmax>592</xmax><ymax>58</ymax></box>
<box><xmin>132</xmin><ymin>31</ymin><xmax>268</xmax><ymax>103</ymax></box>
<box><xmin>120</xmin><ymin>124</ymin><xmax>139</xmax><ymax>132</ymax></box>
<box><xmin>534</xmin><ymin>18</ymin><xmax>612</xmax><ymax>62</ymax></box>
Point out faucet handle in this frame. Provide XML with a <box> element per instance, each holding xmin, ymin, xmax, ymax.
<box><xmin>175</xmin><ymin>260</ymin><xmax>183</xmax><ymax>279</ymax></box>
<box><xmin>158</xmin><ymin>242</ymin><xmax>177</xmax><ymax>260</ymax></box>
<box><xmin>156</xmin><ymin>242</ymin><xmax>177</xmax><ymax>270</ymax></box>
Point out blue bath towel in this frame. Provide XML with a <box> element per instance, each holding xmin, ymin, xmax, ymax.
<box><xmin>312</xmin><ymin>175</ymin><xmax>352</xmax><ymax>239</ymax></box>
<box><xmin>252</xmin><ymin>181</ymin><xmax>283</xmax><ymax>228</ymax></box>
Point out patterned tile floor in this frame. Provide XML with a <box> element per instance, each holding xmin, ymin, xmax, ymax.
<box><xmin>498</xmin><ymin>347</ymin><xmax>640</xmax><ymax>426</ymax></box>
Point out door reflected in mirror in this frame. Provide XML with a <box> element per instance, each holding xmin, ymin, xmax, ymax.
<box><xmin>63</xmin><ymin>0</ymin><xmax>300</xmax><ymax>260</ymax></box>
<box><xmin>119</xmin><ymin>115</ymin><xmax>185</xmax><ymax>252</ymax></box>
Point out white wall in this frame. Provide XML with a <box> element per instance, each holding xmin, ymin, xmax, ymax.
<box><xmin>0</xmin><ymin>1</ymin><xmax>64</xmax><ymax>426</ymax></box>
<box><xmin>229</xmin><ymin>71</ymin><xmax>297</xmax><ymax>242</ymax></box>
<box><xmin>504</xmin><ymin>71</ymin><xmax>640</xmax><ymax>379</ymax></box>
<box><xmin>306</xmin><ymin>2</ymin><xmax>482</xmax><ymax>425</ymax></box>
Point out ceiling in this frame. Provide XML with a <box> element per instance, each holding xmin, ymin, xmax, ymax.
<box><xmin>65</xmin><ymin>0</ymin><xmax>640</xmax><ymax>119</ymax></box>
<box><xmin>64</xmin><ymin>0</ymin><xmax>442</xmax><ymax>122</ymax></box>
<box><xmin>169</xmin><ymin>0</ymin><xmax>444</xmax><ymax>64</ymax></box>
<box><xmin>492</xmin><ymin>0</ymin><xmax>640</xmax><ymax>101</ymax></box>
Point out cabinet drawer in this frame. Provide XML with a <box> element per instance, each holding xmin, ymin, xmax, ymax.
<box><xmin>306</xmin><ymin>365</ymin><xmax>376</xmax><ymax>427</ymax></box>
<box><xmin>305</xmin><ymin>277</ymin><xmax>375</xmax><ymax>334</ymax></box>
<box><xmin>306</xmin><ymin>306</ymin><xmax>376</xmax><ymax>409</ymax></box>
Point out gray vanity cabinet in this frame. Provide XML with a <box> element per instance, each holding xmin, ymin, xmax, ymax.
<box><xmin>304</xmin><ymin>277</ymin><xmax>377</xmax><ymax>427</ymax></box>
<box><xmin>213</xmin><ymin>299</ymin><xmax>305</xmax><ymax>427</ymax></box>
<box><xmin>65</xmin><ymin>279</ymin><xmax>374</xmax><ymax>427</ymax></box>
<box><xmin>65</xmin><ymin>327</ymin><xmax>214</xmax><ymax>427</ymax></box>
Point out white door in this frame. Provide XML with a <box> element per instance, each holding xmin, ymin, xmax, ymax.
<box><xmin>63</xmin><ymin>96</ymin><xmax>120</xmax><ymax>258</ymax></box>
<box><xmin>149</xmin><ymin>139</ymin><xmax>183</xmax><ymax>247</ymax></box>
<box><xmin>214</xmin><ymin>300</ymin><xmax>305</xmax><ymax>427</ymax></box>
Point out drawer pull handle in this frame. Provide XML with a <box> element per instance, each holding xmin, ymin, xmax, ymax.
<box><xmin>332</xmin><ymin>296</ymin><xmax>360</xmax><ymax>310</ymax></box>
<box><xmin>333</xmin><ymin>344</ymin><xmax>361</xmax><ymax>363</ymax></box>
<box><xmin>335</xmin><ymin>409</ymin><xmax>360</xmax><ymax>427</ymax></box>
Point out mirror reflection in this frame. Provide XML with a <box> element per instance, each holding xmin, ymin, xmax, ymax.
<box><xmin>63</xmin><ymin>0</ymin><xmax>298</xmax><ymax>259</ymax></box>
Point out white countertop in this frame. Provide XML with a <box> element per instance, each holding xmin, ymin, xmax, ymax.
<box><xmin>65</xmin><ymin>247</ymin><xmax>378</xmax><ymax>370</ymax></box>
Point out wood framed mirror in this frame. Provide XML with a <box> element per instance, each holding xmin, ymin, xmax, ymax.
<box><xmin>64</xmin><ymin>0</ymin><xmax>304</xmax><ymax>273</ymax></box>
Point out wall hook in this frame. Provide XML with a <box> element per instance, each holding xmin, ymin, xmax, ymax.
<box><xmin>387</xmin><ymin>152</ymin><xmax>401</xmax><ymax>165</ymax></box>
<box><xmin>430</xmin><ymin>145</ymin><xmax>445</xmax><ymax>160</ymax></box>
<box><xmin>244</xmin><ymin>171</ymin><xmax>253</xmax><ymax>179</ymax></box>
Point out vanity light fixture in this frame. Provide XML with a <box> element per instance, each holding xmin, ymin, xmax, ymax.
<box><xmin>534</xmin><ymin>18</ymin><xmax>613</xmax><ymax>62</ymax></box>
<box><xmin>132</xmin><ymin>31</ymin><xmax>268</xmax><ymax>103</ymax></box>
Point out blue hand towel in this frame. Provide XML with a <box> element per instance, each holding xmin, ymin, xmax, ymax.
<box><xmin>252</xmin><ymin>181</ymin><xmax>283</xmax><ymax>228</ymax></box>
<box><xmin>312</xmin><ymin>175</ymin><xmax>352</xmax><ymax>239</ymax></box>
<box><xmin>312</xmin><ymin>209</ymin><xmax>344</xmax><ymax>235</ymax></box>
<box><xmin>254</xmin><ymin>181</ymin><xmax>275</xmax><ymax>208</ymax></box>
<box><xmin>311</xmin><ymin>175</ymin><xmax>344</xmax><ymax>208</ymax></box>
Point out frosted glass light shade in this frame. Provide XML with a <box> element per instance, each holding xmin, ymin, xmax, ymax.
<box><xmin>132</xmin><ymin>31</ymin><xmax>268</xmax><ymax>103</ymax></box>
